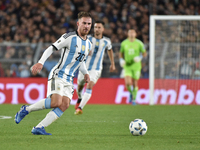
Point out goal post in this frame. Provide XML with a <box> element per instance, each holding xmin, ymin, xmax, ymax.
<box><xmin>149</xmin><ymin>15</ymin><xmax>200</xmax><ymax>105</ymax></box>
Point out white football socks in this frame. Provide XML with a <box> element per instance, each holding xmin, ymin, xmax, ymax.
<box><xmin>78</xmin><ymin>89</ymin><xmax>92</xmax><ymax>109</ymax></box>
<box><xmin>36</xmin><ymin>107</ymin><xmax>63</xmax><ymax>128</ymax></box>
<box><xmin>26</xmin><ymin>99</ymin><xmax>45</xmax><ymax>113</ymax></box>
<box><xmin>26</xmin><ymin>97</ymin><xmax>51</xmax><ymax>113</ymax></box>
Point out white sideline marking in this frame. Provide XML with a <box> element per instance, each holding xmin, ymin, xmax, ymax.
<box><xmin>0</xmin><ymin>116</ymin><xmax>12</xmax><ymax>119</ymax></box>
<box><xmin>68</xmin><ymin>120</ymin><xmax>118</xmax><ymax>123</ymax></box>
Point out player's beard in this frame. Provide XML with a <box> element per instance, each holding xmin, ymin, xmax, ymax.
<box><xmin>95</xmin><ymin>31</ymin><xmax>101</xmax><ymax>36</ymax></box>
<box><xmin>80</xmin><ymin>28</ymin><xmax>89</xmax><ymax>36</ymax></box>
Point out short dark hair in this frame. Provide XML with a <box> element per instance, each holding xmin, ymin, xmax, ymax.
<box><xmin>78</xmin><ymin>12</ymin><xmax>92</xmax><ymax>19</ymax></box>
<box><xmin>95</xmin><ymin>20</ymin><xmax>105</xmax><ymax>26</ymax></box>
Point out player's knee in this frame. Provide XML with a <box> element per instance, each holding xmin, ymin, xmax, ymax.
<box><xmin>54</xmin><ymin>99</ymin><xmax>62</xmax><ymax>107</ymax></box>
<box><xmin>133</xmin><ymin>80</ymin><xmax>138</xmax><ymax>87</ymax></box>
<box><xmin>50</xmin><ymin>99</ymin><xmax>62</xmax><ymax>108</ymax></box>
<box><xmin>64</xmin><ymin>103</ymin><xmax>70</xmax><ymax>110</ymax></box>
<box><xmin>60</xmin><ymin>101</ymin><xmax>70</xmax><ymax>111</ymax></box>
<box><xmin>51</xmin><ymin>94</ymin><xmax>63</xmax><ymax>107</ymax></box>
<box><xmin>126</xmin><ymin>82</ymin><xmax>132</xmax><ymax>87</ymax></box>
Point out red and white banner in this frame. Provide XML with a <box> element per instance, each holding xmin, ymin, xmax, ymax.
<box><xmin>0</xmin><ymin>78</ymin><xmax>199</xmax><ymax>105</ymax></box>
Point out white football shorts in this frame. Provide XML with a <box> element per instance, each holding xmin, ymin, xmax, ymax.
<box><xmin>47</xmin><ymin>77</ymin><xmax>74</xmax><ymax>99</ymax></box>
<box><xmin>77</xmin><ymin>70</ymin><xmax>101</xmax><ymax>85</ymax></box>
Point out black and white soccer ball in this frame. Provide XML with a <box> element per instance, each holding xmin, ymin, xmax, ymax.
<box><xmin>129</xmin><ymin>119</ymin><xmax>148</xmax><ymax>136</ymax></box>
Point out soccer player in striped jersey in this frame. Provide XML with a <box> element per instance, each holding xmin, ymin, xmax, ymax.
<box><xmin>74</xmin><ymin>21</ymin><xmax>116</xmax><ymax>115</ymax></box>
<box><xmin>14</xmin><ymin>12</ymin><xmax>92</xmax><ymax>135</ymax></box>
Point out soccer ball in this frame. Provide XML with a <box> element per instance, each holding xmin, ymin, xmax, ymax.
<box><xmin>129</xmin><ymin>119</ymin><xmax>148</xmax><ymax>136</ymax></box>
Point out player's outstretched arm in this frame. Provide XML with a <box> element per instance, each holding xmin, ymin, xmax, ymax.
<box><xmin>79</xmin><ymin>62</ymin><xmax>90</xmax><ymax>83</ymax></box>
<box><xmin>107</xmin><ymin>49</ymin><xmax>115</xmax><ymax>72</ymax></box>
<box><xmin>31</xmin><ymin>45</ymin><xmax>55</xmax><ymax>75</ymax></box>
<box><xmin>38</xmin><ymin>45</ymin><xmax>54</xmax><ymax>65</ymax></box>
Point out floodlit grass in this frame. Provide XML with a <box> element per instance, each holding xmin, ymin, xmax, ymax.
<box><xmin>0</xmin><ymin>104</ymin><xmax>200</xmax><ymax>150</ymax></box>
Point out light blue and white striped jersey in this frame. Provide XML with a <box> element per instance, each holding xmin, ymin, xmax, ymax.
<box><xmin>86</xmin><ymin>35</ymin><xmax>112</xmax><ymax>71</ymax></box>
<box><xmin>48</xmin><ymin>31</ymin><xmax>92</xmax><ymax>83</ymax></box>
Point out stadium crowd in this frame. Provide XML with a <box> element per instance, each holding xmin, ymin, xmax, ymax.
<box><xmin>0</xmin><ymin>0</ymin><xmax>200</xmax><ymax>78</ymax></box>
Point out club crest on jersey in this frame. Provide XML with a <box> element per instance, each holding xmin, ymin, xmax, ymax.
<box><xmin>102</xmin><ymin>43</ymin><xmax>105</xmax><ymax>47</ymax></box>
<box><xmin>82</xmin><ymin>45</ymin><xmax>85</xmax><ymax>51</ymax></box>
<box><xmin>96</xmin><ymin>42</ymin><xmax>99</xmax><ymax>46</ymax></box>
<box><xmin>57</xmin><ymin>40</ymin><xmax>61</xmax><ymax>43</ymax></box>
<box><xmin>57</xmin><ymin>84</ymin><xmax>61</xmax><ymax>91</ymax></box>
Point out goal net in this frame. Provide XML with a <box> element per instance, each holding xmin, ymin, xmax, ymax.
<box><xmin>149</xmin><ymin>16</ymin><xmax>200</xmax><ymax>105</ymax></box>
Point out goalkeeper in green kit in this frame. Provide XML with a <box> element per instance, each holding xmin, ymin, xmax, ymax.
<box><xmin>119</xmin><ymin>29</ymin><xmax>147</xmax><ymax>105</ymax></box>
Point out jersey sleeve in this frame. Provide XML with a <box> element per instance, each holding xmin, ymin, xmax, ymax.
<box><xmin>79</xmin><ymin>61</ymin><xmax>89</xmax><ymax>75</ymax></box>
<box><xmin>38</xmin><ymin>46</ymin><xmax>54</xmax><ymax>65</ymax></box>
<box><xmin>140</xmin><ymin>42</ymin><xmax>146</xmax><ymax>53</ymax></box>
<box><xmin>120</xmin><ymin>41</ymin><xmax>125</xmax><ymax>53</ymax></box>
<box><xmin>106</xmin><ymin>39</ymin><xmax>112</xmax><ymax>50</ymax></box>
<box><xmin>89</xmin><ymin>40</ymin><xmax>92</xmax><ymax>52</ymax></box>
<box><xmin>87</xmin><ymin>34</ymin><xmax>92</xmax><ymax>39</ymax></box>
<box><xmin>52</xmin><ymin>33</ymin><xmax>70</xmax><ymax>50</ymax></box>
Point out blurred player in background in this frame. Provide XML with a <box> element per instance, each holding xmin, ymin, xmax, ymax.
<box><xmin>14</xmin><ymin>12</ymin><xmax>92</xmax><ymax>135</ymax></box>
<box><xmin>119</xmin><ymin>29</ymin><xmax>147</xmax><ymax>105</ymax></box>
<box><xmin>75</xmin><ymin>20</ymin><xmax>115</xmax><ymax>115</ymax></box>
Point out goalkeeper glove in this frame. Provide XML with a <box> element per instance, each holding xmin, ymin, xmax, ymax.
<box><xmin>119</xmin><ymin>58</ymin><xmax>126</xmax><ymax>67</ymax></box>
<box><xmin>133</xmin><ymin>56</ymin><xmax>143</xmax><ymax>63</ymax></box>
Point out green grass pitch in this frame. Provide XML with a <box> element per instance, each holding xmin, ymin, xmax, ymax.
<box><xmin>0</xmin><ymin>104</ymin><xmax>200</xmax><ymax>150</ymax></box>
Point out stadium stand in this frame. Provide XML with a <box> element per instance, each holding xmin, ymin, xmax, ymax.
<box><xmin>0</xmin><ymin>0</ymin><xmax>199</xmax><ymax>78</ymax></box>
